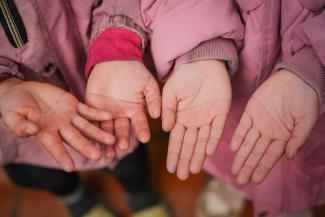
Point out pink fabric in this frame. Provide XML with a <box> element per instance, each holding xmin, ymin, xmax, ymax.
<box><xmin>175</xmin><ymin>38</ymin><xmax>239</xmax><ymax>77</ymax></box>
<box><xmin>139</xmin><ymin>0</ymin><xmax>325</xmax><ymax>216</ymax></box>
<box><xmin>0</xmin><ymin>1</ymin><xmax>145</xmax><ymax>170</ymax></box>
<box><xmin>0</xmin><ymin>1</ymin><xmax>325</xmax><ymax>216</ymax></box>
<box><xmin>85</xmin><ymin>28</ymin><xmax>143</xmax><ymax>78</ymax></box>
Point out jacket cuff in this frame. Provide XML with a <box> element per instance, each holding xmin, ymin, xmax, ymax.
<box><xmin>85</xmin><ymin>28</ymin><xmax>143</xmax><ymax>78</ymax></box>
<box><xmin>91</xmin><ymin>15</ymin><xmax>148</xmax><ymax>51</ymax></box>
<box><xmin>175</xmin><ymin>38</ymin><xmax>239</xmax><ymax>77</ymax></box>
<box><xmin>276</xmin><ymin>46</ymin><xmax>325</xmax><ymax>113</ymax></box>
<box><xmin>0</xmin><ymin>58</ymin><xmax>24</xmax><ymax>83</ymax></box>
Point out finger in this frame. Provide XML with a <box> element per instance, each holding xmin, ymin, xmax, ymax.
<box><xmin>231</xmin><ymin>128</ymin><xmax>260</xmax><ymax>176</ymax></box>
<box><xmin>285</xmin><ymin>117</ymin><xmax>317</xmax><ymax>159</ymax></box>
<box><xmin>167</xmin><ymin>123</ymin><xmax>186</xmax><ymax>174</ymax></box>
<box><xmin>115</xmin><ymin>117</ymin><xmax>130</xmax><ymax>151</ymax></box>
<box><xmin>101</xmin><ymin>120</ymin><xmax>117</xmax><ymax>159</ymax></box>
<box><xmin>77</xmin><ymin>103</ymin><xmax>112</xmax><ymax>121</ymax></box>
<box><xmin>59</xmin><ymin>125</ymin><xmax>101</xmax><ymax>160</ymax></box>
<box><xmin>105</xmin><ymin>145</ymin><xmax>116</xmax><ymax>161</ymax></box>
<box><xmin>162</xmin><ymin>85</ymin><xmax>177</xmax><ymax>132</ymax></box>
<box><xmin>2</xmin><ymin>111</ymin><xmax>39</xmax><ymax>137</ymax></box>
<box><xmin>206</xmin><ymin>115</ymin><xmax>227</xmax><ymax>155</ymax></box>
<box><xmin>131</xmin><ymin>111</ymin><xmax>150</xmax><ymax>143</ymax></box>
<box><xmin>251</xmin><ymin>140</ymin><xmax>286</xmax><ymax>184</ymax></box>
<box><xmin>236</xmin><ymin>136</ymin><xmax>271</xmax><ymax>185</ymax></box>
<box><xmin>190</xmin><ymin>125</ymin><xmax>210</xmax><ymax>174</ymax></box>
<box><xmin>101</xmin><ymin>120</ymin><xmax>114</xmax><ymax>134</ymax></box>
<box><xmin>177</xmin><ymin>128</ymin><xmax>198</xmax><ymax>180</ymax></box>
<box><xmin>230</xmin><ymin>113</ymin><xmax>253</xmax><ymax>152</ymax></box>
<box><xmin>144</xmin><ymin>77</ymin><xmax>161</xmax><ymax>119</ymax></box>
<box><xmin>72</xmin><ymin>115</ymin><xmax>115</xmax><ymax>145</ymax></box>
<box><xmin>37</xmin><ymin>131</ymin><xmax>74</xmax><ymax>172</ymax></box>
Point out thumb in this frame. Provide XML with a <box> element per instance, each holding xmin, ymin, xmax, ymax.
<box><xmin>144</xmin><ymin>76</ymin><xmax>161</xmax><ymax>119</ymax></box>
<box><xmin>285</xmin><ymin>116</ymin><xmax>317</xmax><ymax>159</ymax></box>
<box><xmin>2</xmin><ymin>110</ymin><xmax>40</xmax><ymax>137</ymax></box>
<box><xmin>162</xmin><ymin>84</ymin><xmax>177</xmax><ymax>132</ymax></box>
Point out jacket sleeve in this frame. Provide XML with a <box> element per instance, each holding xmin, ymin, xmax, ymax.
<box><xmin>0</xmin><ymin>57</ymin><xmax>24</xmax><ymax>83</ymax></box>
<box><xmin>141</xmin><ymin>0</ymin><xmax>244</xmax><ymax>81</ymax></box>
<box><xmin>175</xmin><ymin>38</ymin><xmax>239</xmax><ymax>77</ymax></box>
<box><xmin>277</xmin><ymin>9</ymin><xmax>325</xmax><ymax>114</ymax></box>
<box><xmin>85</xmin><ymin>0</ymin><xmax>149</xmax><ymax>77</ymax></box>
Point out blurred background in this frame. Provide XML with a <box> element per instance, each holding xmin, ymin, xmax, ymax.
<box><xmin>0</xmin><ymin>117</ymin><xmax>254</xmax><ymax>217</ymax></box>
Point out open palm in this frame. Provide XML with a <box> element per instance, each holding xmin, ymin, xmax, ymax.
<box><xmin>0</xmin><ymin>81</ymin><xmax>115</xmax><ymax>171</ymax></box>
<box><xmin>162</xmin><ymin>60</ymin><xmax>231</xmax><ymax>180</ymax></box>
<box><xmin>86</xmin><ymin>61</ymin><xmax>161</xmax><ymax>158</ymax></box>
<box><xmin>230</xmin><ymin>70</ymin><xmax>319</xmax><ymax>185</ymax></box>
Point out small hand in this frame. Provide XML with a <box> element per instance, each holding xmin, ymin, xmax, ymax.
<box><xmin>162</xmin><ymin>60</ymin><xmax>232</xmax><ymax>180</ymax></box>
<box><xmin>230</xmin><ymin>70</ymin><xmax>319</xmax><ymax>185</ymax></box>
<box><xmin>0</xmin><ymin>80</ymin><xmax>115</xmax><ymax>171</ymax></box>
<box><xmin>86</xmin><ymin>61</ymin><xmax>161</xmax><ymax>158</ymax></box>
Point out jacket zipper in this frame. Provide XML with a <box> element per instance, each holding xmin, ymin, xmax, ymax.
<box><xmin>0</xmin><ymin>0</ymin><xmax>24</xmax><ymax>47</ymax></box>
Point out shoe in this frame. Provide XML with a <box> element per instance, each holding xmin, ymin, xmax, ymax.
<box><xmin>196</xmin><ymin>178</ymin><xmax>244</xmax><ymax>217</ymax></box>
<box><xmin>126</xmin><ymin>190</ymin><xmax>172</xmax><ymax>217</ymax></box>
<box><xmin>133</xmin><ymin>204</ymin><xmax>171</xmax><ymax>217</ymax></box>
<box><xmin>60</xmin><ymin>185</ymin><xmax>116</xmax><ymax>217</ymax></box>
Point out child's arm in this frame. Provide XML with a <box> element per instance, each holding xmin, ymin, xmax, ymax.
<box><xmin>85</xmin><ymin>5</ymin><xmax>161</xmax><ymax>159</ymax></box>
<box><xmin>230</xmin><ymin>9</ymin><xmax>325</xmax><ymax>185</ymax></box>
<box><xmin>145</xmin><ymin>0</ymin><xmax>244</xmax><ymax>180</ymax></box>
<box><xmin>230</xmin><ymin>69</ymin><xmax>319</xmax><ymax>185</ymax></box>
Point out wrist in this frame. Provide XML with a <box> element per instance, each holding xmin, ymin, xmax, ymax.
<box><xmin>0</xmin><ymin>77</ymin><xmax>22</xmax><ymax>97</ymax></box>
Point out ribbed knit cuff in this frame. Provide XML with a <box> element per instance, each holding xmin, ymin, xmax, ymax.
<box><xmin>175</xmin><ymin>38</ymin><xmax>239</xmax><ymax>77</ymax></box>
<box><xmin>276</xmin><ymin>46</ymin><xmax>325</xmax><ymax>113</ymax></box>
<box><xmin>85</xmin><ymin>28</ymin><xmax>143</xmax><ymax>78</ymax></box>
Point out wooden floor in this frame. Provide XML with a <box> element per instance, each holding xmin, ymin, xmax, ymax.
<box><xmin>0</xmin><ymin>117</ymin><xmax>251</xmax><ymax>217</ymax></box>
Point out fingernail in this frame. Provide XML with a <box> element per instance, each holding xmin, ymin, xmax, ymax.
<box><xmin>190</xmin><ymin>163</ymin><xmax>200</xmax><ymax>174</ymax></box>
<box><xmin>237</xmin><ymin>174</ymin><xmax>247</xmax><ymax>185</ymax></box>
<box><xmin>289</xmin><ymin>150</ymin><xmax>297</xmax><ymax>159</ymax></box>
<box><xmin>167</xmin><ymin>163</ymin><xmax>176</xmax><ymax>174</ymax></box>
<box><xmin>26</xmin><ymin>126</ymin><xmax>38</xmax><ymax>135</ymax></box>
<box><xmin>90</xmin><ymin>148</ymin><xmax>101</xmax><ymax>160</ymax></box>
<box><xmin>63</xmin><ymin>164</ymin><xmax>73</xmax><ymax>172</ymax></box>
<box><xmin>177</xmin><ymin>169</ymin><xmax>188</xmax><ymax>181</ymax></box>
<box><xmin>140</xmin><ymin>134</ymin><xmax>150</xmax><ymax>143</ymax></box>
<box><xmin>231</xmin><ymin>165</ymin><xmax>238</xmax><ymax>175</ymax></box>
<box><xmin>107</xmin><ymin>152</ymin><xmax>115</xmax><ymax>159</ymax></box>
<box><xmin>151</xmin><ymin>110</ymin><xmax>160</xmax><ymax>119</ymax></box>
<box><xmin>118</xmin><ymin>142</ymin><xmax>128</xmax><ymax>151</ymax></box>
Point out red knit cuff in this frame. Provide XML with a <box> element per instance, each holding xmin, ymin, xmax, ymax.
<box><xmin>85</xmin><ymin>28</ymin><xmax>143</xmax><ymax>78</ymax></box>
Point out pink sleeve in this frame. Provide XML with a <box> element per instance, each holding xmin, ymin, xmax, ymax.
<box><xmin>85</xmin><ymin>28</ymin><xmax>144</xmax><ymax>78</ymax></box>
<box><xmin>277</xmin><ymin>10</ymin><xmax>325</xmax><ymax>113</ymax></box>
<box><xmin>90</xmin><ymin>0</ymin><xmax>147</xmax><ymax>42</ymax></box>
<box><xmin>141</xmin><ymin>0</ymin><xmax>244</xmax><ymax>81</ymax></box>
<box><xmin>175</xmin><ymin>38</ymin><xmax>239</xmax><ymax>77</ymax></box>
<box><xmin>85</xmin><ymin>0</ymin><xmax>150</xmax><ymax>78</ymax></box>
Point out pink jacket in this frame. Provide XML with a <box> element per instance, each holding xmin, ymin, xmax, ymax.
<box><xmin>0</xmin><ymin>0</ymin><xmax>143</xmax><ymax>169</ymax></box>
<box><xmin>1</xmin><ymin>1</ymin><xmax>325</xmax><ymax>216</ymax></box>
<box><xmin>140</xmin><ymin>0</ymin><xmax>325</xmax><ymax>216</ymax></box>
<box><xmin>0</xmin><ymin>0</ymin><xmax>243</xmax><ymax>168</ymax></box>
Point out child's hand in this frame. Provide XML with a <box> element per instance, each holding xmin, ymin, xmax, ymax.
<box><xmin>162</xmin><ymin>60</ymin><xmax>231</xmax><ymax>180</ymax></box>
<box><xmin>230</xmin><ymin>70</ymin><xmax>319</xmax><ymax>185</ymax></box>
<box><xmin>86</xmin><ymin>61</ymin><xmax>161</xmax><ymax>157</ymax></box>
<box><xmin>0</xmin><ymin>79</ymin><xmax>115</xmax><ymax>171</ymax></box>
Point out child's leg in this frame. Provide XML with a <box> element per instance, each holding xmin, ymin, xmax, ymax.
<box><xmin>4</xmin><ymin>164</ymin><xmax>102</xmax><ymax>217</ymax></box>
<box><xmin>110</xmin><ymin>145</ymin><xmax>160</xmax><ymax>212</ymax></box>
<box><xmin>4</xmin><ymin>164</ymin><xmax>79</xmax><ymax>196</ymax></box>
